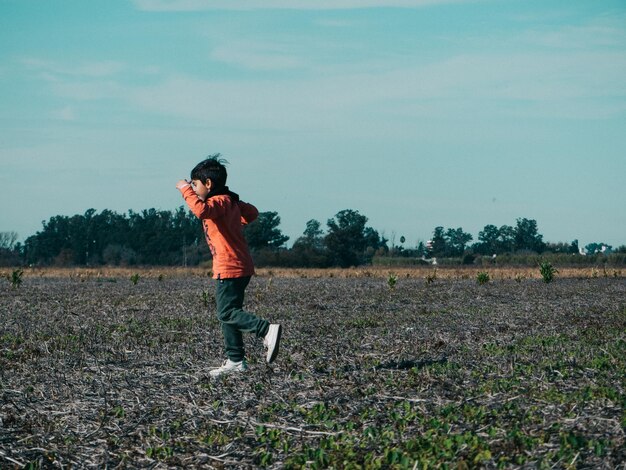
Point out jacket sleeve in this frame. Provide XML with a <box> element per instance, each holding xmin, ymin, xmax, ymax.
<box><xmin>239</xmin><ymin>201</ymin><xmax>259</xmax><ymax>225</ymax></box>
<box><xmin>178</xmin><ymin>186</ymin><xmax>226</xmax><ymax>220</ymax></box>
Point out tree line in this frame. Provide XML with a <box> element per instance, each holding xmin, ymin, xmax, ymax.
<box><xmin>1</xmin><ymin>208</ymin><xmax>624</xmax><ymax>268</ymax></box>
<box><xmin>0</xmin><ymin>207</ymin><xmax>385</xmax><ymax>268</ymax></box>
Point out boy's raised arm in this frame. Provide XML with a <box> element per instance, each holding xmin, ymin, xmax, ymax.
<box><xmin>239</xmin><ymin>201</ymin><xmax>259</xmax><ymax>225</ymax></box>
<box><xmin>177</xmin><ymin>183</ymin><xmax>225</xmax><ymax>220</ymax></box>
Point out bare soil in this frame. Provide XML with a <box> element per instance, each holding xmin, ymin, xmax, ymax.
<box><xmin>1</xmin><ymin>271</ymin><xmax>624</xmax><ymax>468</ymax></box>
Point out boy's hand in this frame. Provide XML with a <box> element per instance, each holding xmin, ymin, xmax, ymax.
<box><xmin>176</xmin><ymin>179</ymin><xmax>191</xmax><ymax>190</ymax></box>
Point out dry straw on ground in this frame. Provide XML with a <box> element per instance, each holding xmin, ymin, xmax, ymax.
<box><xmin>1</xmin><ymin>268</ymin><xmax>624</xmax><ymax>467</ymax></box>
<box><xmin>3</xmin><ymin>265</ymin><xmax>623</xmax><ymax>281</ymax></box>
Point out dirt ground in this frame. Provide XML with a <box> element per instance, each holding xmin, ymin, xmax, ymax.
<box><xmin>1</xmin><ymin>269</ymin><xmax>624</xmax><ymax>468</ymax></box>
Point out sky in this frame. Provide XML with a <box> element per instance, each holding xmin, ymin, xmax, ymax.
<box><xmin>1</xmin><ymin>0</ymin><xmax>625</xmax><ymax>249</ymax></box>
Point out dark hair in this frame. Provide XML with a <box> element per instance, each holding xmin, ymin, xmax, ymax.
<box><xmin>190</xmin><ymin>154</ymin><xmax>229</xmax><ymax>189</ymax></box>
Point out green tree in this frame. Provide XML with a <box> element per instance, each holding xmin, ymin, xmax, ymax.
<box><xmin>514</xmin><ymin>218</ymin><xmax>545</xmax><ymax>253</ymax></box>
<box><xmin>474</xmin><ymin>224</ymin><xmax>515</xmax><ymax>254</ymax></box>
<box><xmin>0</xmin><ymin>231</ymin><xmax>20</xmax><ymax>266</ymax></box>
<box><xmin>128</xmin><ymin>209</ymin><xmax>182</xmax><ymax>264</ymax></box>
<box><xmin>497</xmin><ymin>225</ymin><xmax>516</xmax><ymax>253</ymax></box>
<box><xmin>429</xmin><ymin>226</ymin><xmax>472</xmax><ymax>257</ymax></box>
<box><xmin>303</xmin><ymin>219</ymin><xmax>324</xmax><ymax>246</ymax></box>
<box><xmin>430</xmin><ymin>226</ymin><xmax>448</xmax><ymax>258</ymax></box>
<box><xmin>0</xmin><ymin>231</ymin><xmax>18</xmax><ymax>250</ymax></box>
<box><xmin>545</xmin><ymin>240</ymin><xmax>580</xmax><ymax>254</ymax></box>
<box><xmin>24</xmin><ymin>214</ymin><xmax>71</xmax><ymax>264</ymax></box>
<box><xmin>244</xmin><ymin>211</ymin><xmax>289</xmax><ymax>250</ymax></box>
<box><xmin>475</xmin><ymin>224</ymin><xmax>499</xmax><ymax>255</ymax></box>
<box><xmin>24</xmin><ymin>207</ymin><xmax>204</xmax><ymax>266</ymax></box>
<box><xmin>416</xmin><ymin>241</ymin><xmax>426</xmax><ymax>257</ymax></box>
<box><xmin>584</xmin><ymin>242</ymin><xmax>612</xmax><ymax>254</ymax></box>
<box><xmin>93</xmin><ymin>209</ymin><xmax>133</xmax><ymax>260</ymax></box>
<box><xmin>291</xmin><ymin>219</ymin><xmax>328</xmax><ymax>267</ymax></box>
<box><xmin>445</xmin><ymin>227</ymin><xmax>473</xmax><ymax>257</ymax></box>
<box><xmin>293</xmin><ymin>219</ymin><xmax>324</xmax><ymax>251</ymax></box>
<box><xmin>325</xmin><ymin>209</ymin><xmax>385</xmax><ymax>267</ymax></box>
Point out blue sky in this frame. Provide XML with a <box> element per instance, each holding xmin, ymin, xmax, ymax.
<box><xmin>1</xmin><ymin>0</ymin><xmax>625</xmax><ymax>249</ymax></box>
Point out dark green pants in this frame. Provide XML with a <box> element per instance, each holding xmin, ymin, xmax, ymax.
<box><xmin>215</xmin><ymin>276</ymin><xmax>269</xmax><ymax>362</ymax></box>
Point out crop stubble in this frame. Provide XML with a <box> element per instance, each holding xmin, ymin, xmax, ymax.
<box><xmin>1</xmin><ymin>272</ymin><xmax>625</xmax><ymax>468</ymax></box>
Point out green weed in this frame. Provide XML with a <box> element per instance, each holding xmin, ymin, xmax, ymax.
<box><xmin>477</xmin><ymin>271</ymin><xmax>490</xmax><ymax>285</ymax></box>
<box><xmin>146</xmin><ymin>446</ymin><xmax>174</xmax><ymax>460</ymax></box>
<box><xmin>8</xmin><ymin>268</ymin><xmax>23</xmax><ymax>288</ymax></box>
<box><xmin>201</xmin><ymin>289</ymin><xmax>212</xmax><ymax>307</ymax></box>
<box><xmin>539</xmin><ymin>261</ymin><xmax>558</xmax><ymax>283</ymax></box>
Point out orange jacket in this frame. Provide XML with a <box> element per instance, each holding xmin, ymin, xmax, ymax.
<box><xmin>179</xmin><ymin>185</ymin><xmax>258</xmax><ymax>279</ymax></box>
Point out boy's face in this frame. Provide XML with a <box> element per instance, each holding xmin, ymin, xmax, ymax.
<box><xmin>191</xmin><ymin>179</ymin><xmax>212</xmax><ymax>201</ymax></box>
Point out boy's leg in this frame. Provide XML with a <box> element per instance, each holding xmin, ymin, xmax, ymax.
<box><xmin>216</xmin><ymin>276</ymin><xmax>270</xmax><ymax>362</ymax></box>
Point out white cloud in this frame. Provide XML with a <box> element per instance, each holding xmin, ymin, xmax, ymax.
<box><xmin>19</xmin><ymin>58</ymin><xmax>128</xmax><ymax>101</ymax></box>
<box><xmin>51</xmin><ymin>106</ymin><xmax>77</xmax><ymax>121</ymax></box>
<box><xmin>20</xmin><ymin>14</ymin><xmax>626</xmax><ymax>128</ymax></box>
<box><xmin>125</xmin><ymin>45</ymin><xmax>626</xmax><ymax>133</ymax></box>
<box><xmin>314</xmin><ymin>18</ymin><xmax>356</xmax><ymax>28</ymax></box>
<box><xmin>21</xmin><ymin>58</ymin><xmax>124</xmax><ymax>78</ymax></box>
<box><xmin>520</xmin><ymin>18</ymin><xmax>626</xmax><ymax>50</ymax></box>
<box><xmin>128</xmin><ymin>76</ymin><xmax>318</xmax><ymax>130</ymax></box>
<box><xmin>132</xmin><ymin>0</ymin><xmax>472</xmax><ymax>11</ymax></box>
<box><xmin>20</xmin><ymin>44</ymin><xmax>626</xmax><ymax>128</ymax></box>
<box><xmin>210</xmin><ymin>42</ymin><xmax>305</xmax><ymax>70</ymax></box>
<box><xmin>50</xmin><ymin>80</ymin><xmax>124</xmax><ymax>101</ymax></box>
<box><xmin>411</xmin><ymin>52</ymin><xmax>626</xmax><ymax>103</ymax></box>
<box><xmin>75</xmin><ymin>61</ymin><xmax>125</xmax><ymax>77</ymax></box>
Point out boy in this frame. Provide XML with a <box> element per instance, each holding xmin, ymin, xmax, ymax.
<box><xmin>176</xmin><ymin>155</ymin><xmax>282</xmax><ymax>378</ymax></box>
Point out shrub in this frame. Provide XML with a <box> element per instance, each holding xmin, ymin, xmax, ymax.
<box><xmin>539</xmin><ymin>261</ymin><xmax>558</xmax><ymax>283</ymax></box>
<box><xmin>8</xmin><ymin>268</ymin><xmax>23</xmax><ymax>288</ymax></box>
<box><xmin>476</xmin><ymin>272</ymin><xmax>490</xmax><ymax>285</ymax></box>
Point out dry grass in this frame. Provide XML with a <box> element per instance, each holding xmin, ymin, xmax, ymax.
<box><xmin>1</xmin><ymin>273</ymin><xmax>625</xmax><ymax>468</ymax></box>
<box><xmin>2</xmin><ymin>265</ymin><xmax>623</xmax><ymax>281</ymax></box>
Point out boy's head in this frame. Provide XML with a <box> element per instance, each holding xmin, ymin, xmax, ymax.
<box><xmin>190</xmin><ymin>154</ymin><xmax>228</xmax><ymax>190</ymax></box>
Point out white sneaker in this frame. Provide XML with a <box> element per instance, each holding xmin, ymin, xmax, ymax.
<box><xmin>263</xmin><ymin>324</ymin><xmax>282</xmax><ymax>363</ymax></box>
<box><xmin>209</xmin><ymin>359</ymin><xmax>247</xmax><ymax>378</ymax></box>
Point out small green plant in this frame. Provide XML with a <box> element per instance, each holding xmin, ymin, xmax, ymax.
<box><xmin>476</xmin><ymin>272</ymin><xmax>490</xmax><ymax>285</ymax></box>
<box><xmin>201</xmin><ymin>289</ymin><xmax>212</xmax><ymax>307</ymax></box>
<box><xmin>539</xmin><ymin>261</ymin><xmax>558</xmax><ymax>283</ymax></box>
<box><xmin>113</xmin><ymin>405</ymin><xmax>125</xmax><ymax>418</ymax></box>
<box><xmin>146</xmin><ymin>446</ymin><xmax>174</xmax><ymax>460</ymax></box>
<box><xmin>8</xmin><ymin>269</ymin><xmax>23</xmax><ymax>288</ymax></box>
<box><xmin>387</xmin><ymin>273</ymin><xmax>398</xmax><ymax>289</ymax></box>
<box><xmin>130</xmin><ymin>273</ymin><xmax>140</xmax><ymax>285</ymax></box>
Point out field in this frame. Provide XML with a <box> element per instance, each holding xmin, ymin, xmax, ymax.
<box><xmin>1</xmin><ymin>268</ymin><xmax>625</xmax><ymax>468</ymax></box>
